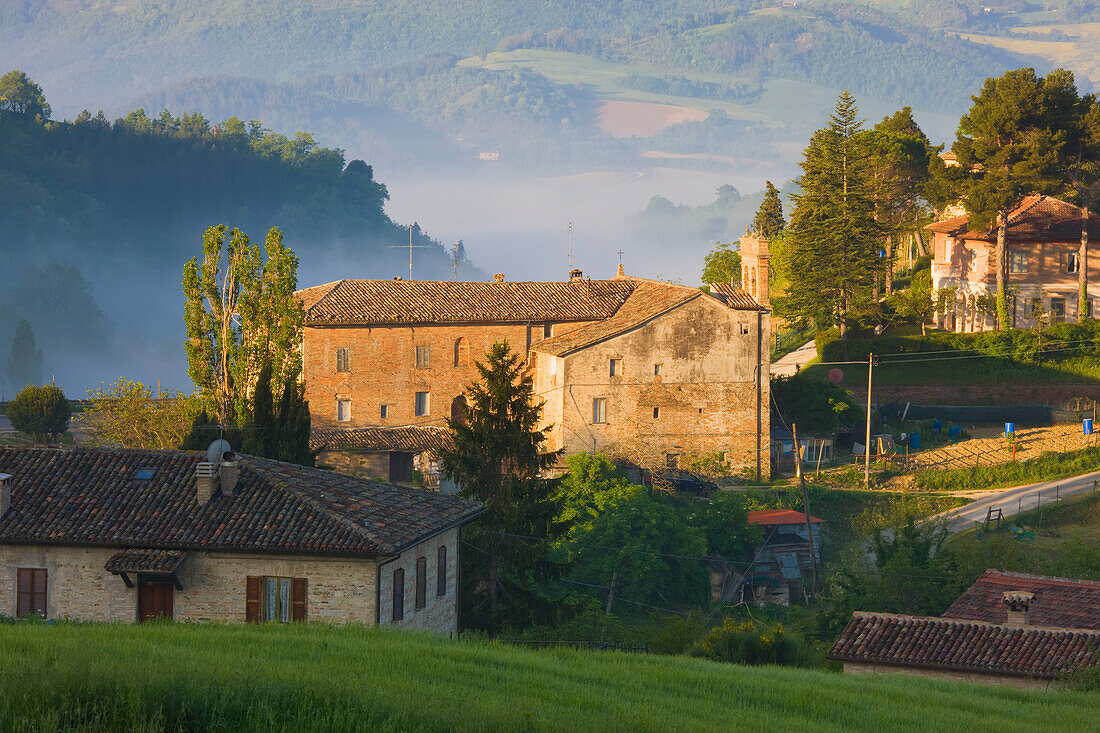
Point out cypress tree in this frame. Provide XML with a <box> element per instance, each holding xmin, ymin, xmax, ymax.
<box><xmin>752</xmin><ymin>181</ymin><xmax>785</xmax><ymax>238</ymax></box>
<box><xmin>274</xmin><ymin>377</ymin><xmax>313</xmax><ymax>466</ymax></box>
<box><xmin>5</xmin><ymin>319</ymin><xmax>43</xmax><ymax>394</ymax></box>
<box><xmin>242</xmin><ymin>359</ymin><xmax>274</xmax><ymax>457</ymax></box>
<box><xmin>781</xmin><ymin>91</ymin><xmax>881</xmax><ymax>336</ymax></box>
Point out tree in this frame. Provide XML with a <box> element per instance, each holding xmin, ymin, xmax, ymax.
<box><xmin>893</xmin><ymin>268</ymin><xmax>935</xmax><ymax>335</ymax></box>
<box><xmin>0</xmin><ymin>71</ymin><xmax>50</xmax><ymax>120</ymax></box>
<box><xmin>7</xmin><ymin>383</ymin><xmax>70</xmax><ymax>440</ymax></box>
<box><xmin>771</xmin><ymin>375</ymin><xmax>857</xmax><ymax>435</ymax></box>
<box><xmin>954</xmin><ymin>68</ymin><xmax>1068</xmax><ymax>330</ymax></box>
<box><xmin>781</xmin><ymin>91</ymin><xmax>881</xmax><ymax>336</ymax></box>
<box><xmin>554</xmin><ymin>452</ymin><xmax>642</xmax><ymax>544</ymax></box>
<box><xmin>273</xmin><ymin>376</ymin><xmax>314</xmax><ymax>466</ymax></box>
<box><xmin>1059</xmin><ymin>86</ymin><xmax>1100</xmax><ymax>322</ymax></box>
<box><xmin>183</xmin><ymin>225</ymin><xmax>304</xmax><ymax>428</ymax></box>
<box><xmin>242</xmin><ymin>359</ymin><xmax>275</xmax><ymax>458</ymax></box>
<box><xmin>701</xmin><ymin>241</ymin><xmax>741</xmax><ymax>287</ymax></box>
<box><xmin>752</xmin><ymin>181</ymin><xmax>785</xmax><ymax>238</ymax></box>
<box><xmin>5</xmin><ymin>320</ymin><xmax>42</xmax><ymax>394</ymax></box>
<box><xmin>440</xmin><ymin>341</ymin><xmax>563</xmax><ymax>632</ymax></box>
<box><xmin>82</xmin><ymin>378</ymin><xmax>196</xmax><ymax>449</ymax></box>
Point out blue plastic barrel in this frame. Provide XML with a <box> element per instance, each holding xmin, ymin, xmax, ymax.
<box><xmin>1085</xmin><ymin>419</ymin><xmax>1093</xmax><ymax>436</ymax></box>
<box><xmin>948</xmin><ymin>426</ymin><xmax>961</xmax><ymax>439</ymax></box>
<box><xmin>932</xmin><ymin>419</ymin><xmax>942</xmax><ymax>430</ymax></box>
<box><xmin>909</xmin><ymin>433</ymin><xmax>920</xmax><ymax>450</ymax></box>
<box><xmin>1005</xmin><ymin>422</ymin><xmax>1016</xmax><ymax>436</ymax></box>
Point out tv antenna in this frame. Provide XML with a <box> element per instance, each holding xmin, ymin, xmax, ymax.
<box><xmin>568</xmin><ymin>221</ymin><xmax>574</xmax><ymax>269</ymax></box>
<box><xmin>389</xmin><ymin>223</ymin><xmax>432</xmax><ymax>280</ymax></box>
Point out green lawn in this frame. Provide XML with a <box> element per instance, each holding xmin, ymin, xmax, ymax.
<box><xmin>1</xmin><ymin>622</ymin><xmax>1093</xmax><ymax>731</ymax></box>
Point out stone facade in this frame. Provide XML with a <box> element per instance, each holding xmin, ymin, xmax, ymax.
<box><xmin>842</xmin><ymin>662</ymin><xmax>1051</xmax><ymax>690</ymax></box>
<box><xmin>0</xmin><ymin>529</ymin><xmax>461</xmax><ymax>632</ymax></box>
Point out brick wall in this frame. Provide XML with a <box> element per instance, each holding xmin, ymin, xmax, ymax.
<box><xmin>376</xmin><ymin>526</ymin><xmax>460</xmax><ymax>633</ymax></box>
<box><xmin>875</xmin><ymin>383</ymin><xmax>1100</xmax><ymax>408</ymax></box>
<box><xmin>316</xmin><ymin>449</ymin><xmax>391</xmax><ymax>481</ymax></box>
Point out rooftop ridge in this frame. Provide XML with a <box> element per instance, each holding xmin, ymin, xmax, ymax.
<box><xmin>850</xmin><ymin>610</ymin><xmax>1100</xmax><ymax>636</ymax></box>
<box><xmin>975</xmin><ymin>568</ymin><xmax>1100</xmax><ymax>589</ymax></box>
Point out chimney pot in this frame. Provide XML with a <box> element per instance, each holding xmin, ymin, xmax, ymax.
<box><xmin>493</xmin><ymin>273</ymin><xmax>505</xmax><ymax>283</ymax></box>
<box><xmin>1002</xmin><ymin>590</ymin><xmax>1034</xmax><ymax>626</ymax></box>
<box><xmin>569</xmin><ymin>269</ymin><xmax>584</xmax><ymax>282</ymax></box>
<box><xmin>0</xmin><ymin>473</ymin><xmax>11</xmax><ymax>518</ymax></box>
<box><xmin>196</xmin><ymin>461</ymin><xmax>217</xmax><ymax>505</ymax></box>
<box><xmin>220</xmin><ymin>456</ymin><xmax>239</xmax><ymax>496</ymax></box>
<box><xmin>616</xmin><ymin>263</ymin><xmax>625</xmax><ymax>277</ymax></box>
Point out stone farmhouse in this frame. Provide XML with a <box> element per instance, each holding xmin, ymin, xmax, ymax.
<box><xmin>298</xmin><ymin>242</ymin><xmax>772</xmax><ymax>480</ymax></box>
<box><xmin>0</xmin><ymin>446</ymin><xmax>481</xmax><ymax>631</ymax></box>
<box><xmin>927</xmin><ymin>194</ymin><xmax>1100</xmax><ymax>331</ymax></box>
<box><xmin>829</xmin><ymin>570</ymin><xmax>1100</xmax><ymax>689</ymax></box>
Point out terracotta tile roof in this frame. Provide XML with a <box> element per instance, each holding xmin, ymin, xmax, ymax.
<box><xmin>105</xmin><ymin>548</ymin><xmax>187</xmax><ymax>574</ymax></box>
<box><xmin>709</xmin><ymin>282</ymin><xmax>766</xmax><ymax>310</ymax></box>
<box><xmin>531</xmin><ymin>279</ymin><xmax>704</xmax><ymax>356</ymax></box>
<box><xmin>943</xmin><ymin>569</ymin><xmax>1100</xmax><ymax>630</ymax></box>
<box><xmin>298</xmin><ymin>279</ymin><xmax>635</xmax><ymax>326</ymax></box>
<box><xmin>0</xmin><ymin>446</ymin><xmax>481</xmax><ymax>557</ymax></box>
<box><xmin>747</xmin><ymin>509</ymin><xmax>824</xmax><ymax>526</ymax></box>
<box><xmin>924</xmin><ymin>195</ymin><xmax>1100</xmax><ymax>241</ymax></box>
<box><xmin>828</xmin><ymin>611</ymin><xmax>1100</xmax><ymax>680</ymax></box>
<box><xmin>310</xmin><ymin>426</ymin><xmax>453</xmax><ymax>455</ymax></box>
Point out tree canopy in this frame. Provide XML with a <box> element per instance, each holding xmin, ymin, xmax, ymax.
<box><xmin>752</xmin><ymin>180</ymin><xmax>785</xmax><ymax>238</ymax></box>
<box><xmin>0</xmin><ymin>70</ymin><xmax>50</xmax><ymax>120</ymax></box>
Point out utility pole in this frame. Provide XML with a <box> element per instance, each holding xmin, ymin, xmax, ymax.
<box><xmin>792</xmin><ymin>422</ymin><xmax>818</xmax><ymax>596</ymax></box>
<box><xmin>389</xmin><ymin>223</ymin><xmax>432</xmax><ymax>280</ymax></box>
<box><xmin>568</xmin><ymin>221</ymin><xmax>574</xmax><ymax>270</ymax></box>
<box><xmin>605</xmin><ymin>571</ymin><xmax>617</xmax><ymax>615</ymax></box>
<box><xmin>864</xmin><ymin>352</ymin><xmax>875</xmax><ymax>487</ymax></box>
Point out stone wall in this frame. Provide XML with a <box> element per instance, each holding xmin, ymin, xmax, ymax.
<box><xmin>376</xmin><ymin>526</ymin><xmax>460</xmax><ymax>633</ymax></box>
<box><xmin>0</xmin><ymin>545</ymin><xmax>402</xmax><ymax>627</ymax></box>
<box><xmin>316</xmin><ymin>449</ymin><xmax>391</xmax><ymax>481</ymax></box>
<box><xmin>843</xmin><ymin>661</ymin><xmax>1051</xmax><ymax>690</ymax></box>
<box><xmin>875</xmin><ymin>383</ymin><xmax>1100</xmax><ymax>409</ymax></box>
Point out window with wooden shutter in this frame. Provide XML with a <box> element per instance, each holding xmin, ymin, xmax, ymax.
<box><xmin>392</xmin><ymin>568</ymin><xmax>404</xmax><ymax>621</ymax></box>
<box><xmin>437</xmin><ymin>546</ymin><xmax>447</xmax><ymax>597</ymax></box>
<box><xmin>17</xmin><ymin>568</ymin><xmax>47</xmax><ymax>618</ymax></box>
<box><xmin>246</xmin><ymin>576</ymin><xmax>262</xmax><ymax>623</ymax></box>
<box><xmin>415</xmin><ymin>557</ymin><xmax>426</xmax><ymax>610</ymax></box>
<box><xmin>291</xmin><ymin>578</ymin><xmax>307</xmax><ymax>622</ymax></box>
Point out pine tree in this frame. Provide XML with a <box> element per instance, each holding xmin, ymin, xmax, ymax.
<box><xmin>441</xmin><ymin>341</ymin><xmax>563</xmax><ymax>632</ymax></box>
<box><xmin>752</xmin><ymin>181</ymin><xmax>785</xmax><ymax>238</ymax></box>
<box><xmin>954</xmin><ymin>68</ymin><xmax>1067</xmax><ymax>329</ymax></box>
<box><xmin>780</xmin><ymin>91</ymin><xmax>881</xmax><ymax>336</ymax></box>
<box><xmin>5</xmin><ymin>319</ymin><xmax>42</xmax><ymax>394</ymax></box>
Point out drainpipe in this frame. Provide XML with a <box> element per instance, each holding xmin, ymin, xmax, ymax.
<box><xmin>756</xmin><ymin>309</ymin><xmax>763</xmax><ymax>481</ymax></box>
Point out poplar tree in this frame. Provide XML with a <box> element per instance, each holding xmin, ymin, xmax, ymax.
<box><xmin>441</xmin><ymin>341</ymin><xmax>563</xmax><ymax>632</ymax></box>
<box><xmin>953</xmin><ymin>68</ymin><xmax>1067</xmax><ymax>330</ymax></box>
<box><xmin>753</xmin><ymin>181</ymin><xmax>786</xmax><ymax>238</ymax></box>
<box><xmin>782</xmin><ymin>91</ymin><xmax>881</xmax><ymax>336</ymax></box>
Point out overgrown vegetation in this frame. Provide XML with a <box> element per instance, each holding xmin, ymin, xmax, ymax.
<box><xmin>915</xmin><ymin>445</ymin><xmax>1100</xmax><ymax>491</ymax></box>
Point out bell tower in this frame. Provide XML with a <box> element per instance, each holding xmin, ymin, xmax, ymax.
<box><xmin>739</xmin><ymin>232</ymin><xmax>770</xmax><ymax>307</ymax></box>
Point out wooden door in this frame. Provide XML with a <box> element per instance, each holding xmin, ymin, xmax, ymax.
<box><xmin>138</xmin><ymin>580</ymin><xmax>174</xmax><ymax>622</ymax></box>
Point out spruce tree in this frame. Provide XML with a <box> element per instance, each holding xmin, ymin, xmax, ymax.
<box><xmin>781</xmin><ymin>91</ymin><xmax>881</xmax><ymax>336</ymax></box>
<box><xmin>752</xmin><ymin>181</ymin><xmax>785</xmax><ymax>238</ymax></box>
<box><xmin>954</xmin><ymin>68</ymin><xmax>1067</xmax><ymax>329</ymax></box>
<box><xmin>441</xmin><ymin>341</ymin><xmax>563</xmax><ymax>632</ymax></box>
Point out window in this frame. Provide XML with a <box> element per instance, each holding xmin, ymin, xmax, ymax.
<box><xmin>543</xmin><ymin>323</ymin><xmax>553</xmax><ymax>338</ymax></box>
<box><xmin>609</xmin><ymin>358</ymin><xmax>622</xmax><ymax>377</ymax></box>
<box><xmin>337</xmin><ymin>398</ymin><xmax>352</xmax><ymax>422</ymax></box>
<box><xmin>133</xmin><ymin>467</ymin><xmax>157</xmax><ymax>480</ymax></box>
<box><xmin>454</xmin><ymin>338</ymin><xmax>469</xmax><ymax>367</ymax></box>
<box><xmin>416</xmin><ymin>345</ymin><xmax>431</xmax><ymax>369</ymax></box>
<box><xmin>437</xmin><ymin>546</ymin><xmax>447</xmax><ymax>596</ymax></box>
<box><xmin>592</xmin><ymin>397</ymin><xmax>607</xmax><ymax>424</ymax></box>
<box><xmin>380</xmin><ymin>404</ymin><xmax>390</xmax><ymax>419</ymax></box>
<box><xmin>654</xmin><ymin>363</ymin><xmax>662</xmax><ymax>377</ymax></box>
<box><xmin>16</xmin><ymin>568</ymin><xmax>47</xmax><ymax>618</ymax></box>
<box><xmin>1067</xmin><ymin>252</ymin><xmax>1080</xmax><ymax>274</ymax></box>
<box><xmin>392</xmin><ymin>568</ymin><xmax>404</xmax><ymax>621</ymax></box>
<box><xmin>415</xmin><ymin>392</ymin><xmax>430</xmax><ymax>417</ymax></box>
<box><xmin>335</xmin><ymin>347</ymin><xmax>350</xmax><ymax>373</ymax></box>
<box><xmin>1009</xmin><ymin>251</ymin><xmax>1029</xmax><ymax>274</ymax></box>
<box><xmin>653</xmin><ymin>407</ymin><xmax>660</xmax><ymax>419</ymax></box>
<box><xmin>245</xmin><ymin>576</ymin><xmax>306</xmax><ymax>623</ymax></box>
<box><xmin>1051</xmin><ymin>297</ymin><xmax>1066</xmax><ymax>322</ymax></box>
<box><xmin>415</xmin><ymin>557</ymin><xmax>427</xmax><ymax>610</ymax></box>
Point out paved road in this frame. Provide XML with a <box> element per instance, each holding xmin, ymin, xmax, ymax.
<box><xmin>771</xmin><ymin>340</ymin><xmax>817</xmax><ymax>377</ymax></box>
<box><xmin>935</xmin><ymin>469</ymin><xmax>1100</xmax><ymax>533</ymax></box>
<box><xmin>0</xmin><ymin>416</ymin><xmax>11</xmax><ymax>432</ymax></box>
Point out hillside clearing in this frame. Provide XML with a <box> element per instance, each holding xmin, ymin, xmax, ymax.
<box><xmin>0</xmin><ymin>623</ymin><xmax>1096</xmax><ymax>731</ymax></box>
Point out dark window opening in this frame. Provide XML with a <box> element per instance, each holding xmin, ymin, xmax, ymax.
<box><xmin>389</xmin><ymin>452</ymin><xmax>415</xmax><ymax>483</ymax></box>
<box><xmin>653</xmin><ymin>407</ymin><xmax>660</xmax><ymax>419</ymax></box>
<box><xmin>16</xmin><ymin>568</ymin><xmax>47</xmax><ymax>618</ymax></box>
<box><xmin>437</xmin><ymin>546</ymin><xmax>447</xmax><ymax>596</ymax></box>
<box><xmin>393</xmin><ymin>568</ymin><xmax>405</xmax><ymax>621</ymax></box>
<box><xmin>134</xmin><ymin>467</ymin><xmax>157</xmax><ymax>480</ymax></box>
<box><xmin>415</xmin><ymin>557</ymin><xmax>427</xmax><ymax>611</ymax></box>
<box><xmin>336</xmin><ymin>347</ymin><xmax>350</xmax><ymax>372</ymax></box>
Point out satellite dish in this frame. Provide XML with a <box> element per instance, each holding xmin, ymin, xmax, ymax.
<box><xmin>206</xmin><ymin>439</ymin><xmax>233</xmax><ymax>465</ymax></box>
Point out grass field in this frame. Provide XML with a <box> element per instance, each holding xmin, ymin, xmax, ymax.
<box><xmin>0</xmin><ymin>622</ymin><xmax>1096</xmax><ymax>731</ymax></box>
<box><xmin>960</xmin><ymin>24</ymin><xmax>1100</xmax><ymax>86</ymax></box>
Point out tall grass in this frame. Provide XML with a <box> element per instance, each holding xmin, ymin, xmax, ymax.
<box><xmin>915</xmin><ymin>446</ymin><xmax>1100</xmax><ymax>491</ymax></box>
<box><xmin>0</xmin><ymin>622</ymin><xmax>1095</xmax><ymax>731</ymax></box>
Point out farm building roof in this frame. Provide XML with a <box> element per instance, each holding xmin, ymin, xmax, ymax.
<box><xmin>747</xmin><ymin>510</ymin><xmax>824</xmax><ymax>526</ymax></box>
<box><xmin>943</xmin><ymin>569</ymin><xmax>1100</xmax><ymax>630</ymax></box>
<box><xmin>828</xmin><ymin>611</ymin><xmax>1100</xmax><ymax>680</ymax></box>
<box><xmin>310</xmin><ymin>426</ymin><xmax>453</xmax><ymax>455</ymax></box>
<box><xmin>0</xmin><ymin>446</ymin><xmax>481</xmax><ymax>558</ymax></box>
<box><xmin>924</xmin><ymin>195</ymin><xmax>1100</xmax><ymax>241</ymax></box>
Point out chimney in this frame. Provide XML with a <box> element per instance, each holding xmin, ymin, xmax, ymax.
<box><xmin>393</xmin><ymin>276</ymin><xmax>404</xmax><ymax>281</ymax></box>
<box><xmin>220</xmin><ymin>453</ymin><xmax>239</xmax><ymax>497</ymax></box>
<box><xmin>0</xmin><ymin>473</ymin><xmax>11</xmax><ymax>518</ymax></box>
<box><xmin>569</xmin><ymin>269</ymin><xmax>584</xmax><ymax>282</ymax></box>
<box><xmin>616</xmin><ymin>263</ymin><xmax>625</xmax><ymax>277</ymax></box>
<box><xmin>493</xmin><ymin>273</ymin><xmax>505</xmax><ymax>283</ymax></box>
<box><xmin>1002</xmin><ymin>590</ymin><xmax>1034</xmax><ymax>626</ymax></box>
<box><xmin>195</xmin><ymin>462</ymin><xmax>217</xmax><ymax>505</ymax></box>
<box><xmin>739</xmin><ymin>233</ymin><xmax>770</xmax><ymax>307</ymax></box>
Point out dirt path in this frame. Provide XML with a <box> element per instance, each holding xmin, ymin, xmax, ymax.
<box><xmin>771</xmin><ymin>340</ymin><xmax>817</xmax><ymax>377</ymax></box>
<box><xmin>909</xmin><ymin>422</ymin><xmax>1093</xmax><ymax>471</ymax></box>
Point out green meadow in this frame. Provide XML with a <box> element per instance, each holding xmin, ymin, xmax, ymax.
<box><xmin>0</xmin><ymin>622</ymin><xmax>1095</xmax><ymax>731</ymax></box>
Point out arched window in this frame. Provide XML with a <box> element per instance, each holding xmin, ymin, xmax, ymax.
<box><xmin>451</xmin><ymin>395</ymin><xmax>468</xmax><ymax>426</ymax></box>
<box><xmin>454</xmin><ymin>337</ymin><xmax>470</xmax><ymax>367</ymax></box>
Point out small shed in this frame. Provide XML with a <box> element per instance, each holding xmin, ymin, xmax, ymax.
<box><xmin>745</xmin><ymin>509</ymin><xmax>824</xmax><ymax>606</ymax></box>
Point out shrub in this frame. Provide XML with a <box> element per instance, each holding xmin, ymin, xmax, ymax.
<box><xmin>915</xmin><ymin>446</ymin><xmax>1100</xmax><ymax>492</ymax></box>
<box><xmin>7</xmin><ymin>383</ymin><xmax>70</xmax><ymax>440</ymax></box>
<box><xmin>691</xmin><ymin>618</ymin><xmax>812</xmax><ymax>667</ymax></box>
